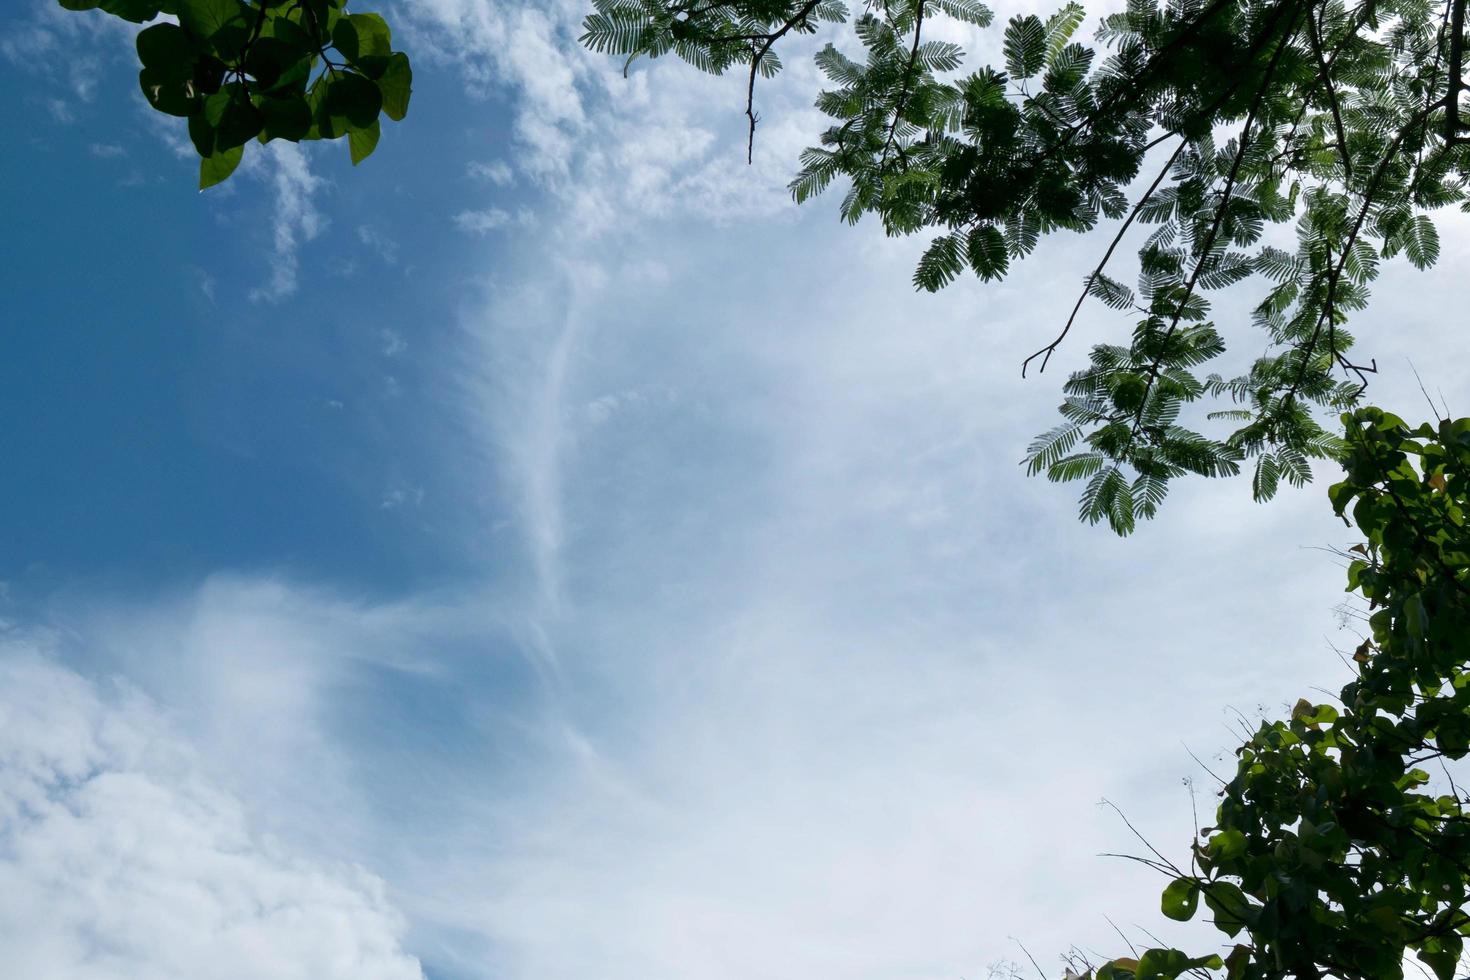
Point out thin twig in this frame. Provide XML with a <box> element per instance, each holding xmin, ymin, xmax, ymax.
<box><xmin>745</xmin><ymin>0</ymin><xmax>822</xmax><ymax>164</ymax></box>
<box><xmin>879</xmin><ymin>0</ymin><xmax>928</xmax><ymax>172</ymax></box>
<box><xmin>1306</xmin><ymin>6</ymin><xmax>1352</xmax><ymax>179</ymax></box>
<box><xmin>1023</xmin><ymin>138</ymin><xmax>1188</xmax><ymax>377</ymax></box>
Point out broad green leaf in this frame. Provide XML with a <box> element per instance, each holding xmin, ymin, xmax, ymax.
<box><xmin>377</xmin><ymin>53</ymin><xmax>412</xmax><ymax>121</ymax></box>
<box><xmin>99</xmin><ymin>0</ymin><xmax>164</xmax><ymax>21</ymax></box>
<box><xmin>177</xmin><ymin>0</ymin><xmax>241</xmax><ymax>39</ymax></box>
<box><xmin>325</xmin><ymin>70</ymin><xmax>382</xmax><ymax>128</ymax></box>
<box><xmin>348</xmin><ymin>117</ymin><xmax>381</xmax><ymax>164</ymax></box>
<box><xmin>139</xmin><ymin>67</ymin><xmax>198</xmax><ymax>117</ymax></box>
<box><xmin>198</xmin><ymin>142</ymin><xmax>243</xmax><ymax>189</ymax></box>
<box><xmin>137</xmin><ymin>24</ymin><xmax>196</xmax><ymax>83</ymax></box>
<box><xmin>333</xmin><ymin>12</ymin><xmax>393</xmax><ymax>62</ymax></box>
<box><xmin>1160</xmin><ymin>877</ymin><xmax>1198</xmax><ymax>922</ymax></box>
<box><xmin>257</xmin><ymin>93</ymin><xmax>312</xmax><ymax>142</ymax></box>
<box><xmin>1207</xmin><ymin>829</ymin><xmax>1247</xmax><ymax>861</ymax></box>
<box><xmin>1135</xmin><ymin>949</ymin><xmax>1191</xmax><ymax>980</ymax></box>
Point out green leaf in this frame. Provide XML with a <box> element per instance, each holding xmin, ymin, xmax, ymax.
<box><xmin>245</xmin><ymin>36</ymin><xmax>306</xmax><ymax>91</ymax></box>
<box><xmin>177</xmin><ymin>0</ymin><xmax>241</xmax><ymax>40</ymax></box>
<box><xmin>1160</xmin><ymin>877</ymin><xmax>1199</xmax><ymax>921</ymax></box>
<box><xmin>1002</xmin><ymin>14</ymin><xmax>1045</xmax><ymax>80</ymax></box>
<box><xmin>966</xmin><ymin>225</ymin><xmax>1008</xmax><ymax>280</ymax></box>
<box><xmin>1405</xmin><ymin>215</ymin><xmax>1440</xmax><ymax>270</ymax></box>
<box><xmin>209</xmin><ymin>88</ymin><xmax>262</xmax><ymax>149</ymax></box>
<box><xmin>376</xmin><ymin>52</ymin><xmax>412</xmax><ymax>121</ymax></box>
<box><xmin>187</xmin><ymin>109</ymin><xmax>216</xmax><ymax>157</ymax></box>
<box><xmin>1207</xmin><ymin>829</ymin><xmax>1247</xmax><ymax>861</ymax></box>
<box><xmin>139</xmin><ymin>67</ymin><xmax>199</xmax><ymax>117</ymax></box>
<box><xmin>1135</xmin><ymin>948</ymin><xmax>1190</xmax><ymax>980</ymax></box>
<box><xmin>1042</xmin><ymin>1</ymin><xmax>1085</xmax><ymax>65</ymax></box>
<box><xmin>333</xmin><ymin>12</ymin><xmax>392</xmax><ymax>63</ymax></box>
<box><xmin>136</xmin><ymin>23</ymin><xmax>196</xmax><ymax>83</ymax></box>
<box><xmin>199</xmin><ymin>142</ymin><xmax>244</xmax><ymax>189</ymax></box>
<box><xmin>348</xmin><ymin>117</ymin><xmax>381</xmax><ymax>164</ymax></box>
<box><xmin>325</xmin><ymin>70</ymin><xmax>382</xmax><ymax>129</ymax></box>
<box><xmin>99</xmin><ymin>0</ymin><xmax>165</xmax><ymax>22</ymax></box>
<box><xmin>1202</xmin><ymin>880</ymin><xmax>1254</xmax><ymax>937</ymax></box>
<box><xmin>257</xmin><ymin>93</ymin><xmax>312</xmax><ymax>142</ymax></box>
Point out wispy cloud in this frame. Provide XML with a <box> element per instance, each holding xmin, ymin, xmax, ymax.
<box><xmin>453</xmin><ymin>207</ymin><xmax>513</xmax><ymax>234</ymax></box>
<box><xmin>467</xmin><ymin>160</ymin><xmax>515</xmax><ymax>185</ymax></box>
<box><xmin>359</xmin><ymin>224</ymin><xmax>400</xmax><ymax>265</ymax></box>
<box><xmin>3</xmin><ymin>2</ymin><xmax>136</xmax><ymax>120</ymax></box>
<box><xmin>247</xmin><ymin>143</ymin><xmax>326</xmax><ymax>303</ymax></box>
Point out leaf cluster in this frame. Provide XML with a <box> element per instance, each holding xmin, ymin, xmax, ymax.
<box><xmin>60</xmin><ymin>0</ymin><xmax>413</xmax><ymax>187</ymax></box>
<box><xmin>1081</xmin><ymin>407</ymin><xmax>1470</xmax><ymax>980</ymax></box>
<box><xmin>584</xmin><ymin>0</ymin><xmax>1470</xmax><ymax>532</ymax></box>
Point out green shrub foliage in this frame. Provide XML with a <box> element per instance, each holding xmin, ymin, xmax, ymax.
<box><xmin>584</xmin><ymin>0</ymin><xmax>1470</xmax><ymax>532</ymax></box>
<box><xmin>60</xmin><ymin>0</ymin><xmax>412</xmax><ymax>187</ymax></box>
<box><xmin>1072</xmin><ymin>408</ymin><xmax>1470</xmax><ymax>979</ymax></box>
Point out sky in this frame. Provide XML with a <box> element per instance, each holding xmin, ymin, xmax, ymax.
<box><xmin>3</xmin><ymin>2</ymin><xmax>1470</xmax><ymax>978</ymax></box>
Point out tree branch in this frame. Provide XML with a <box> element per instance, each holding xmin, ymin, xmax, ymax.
<box><xmin>1307</xmin><ymin>5</ymin><xmax>1352</xmax><ymax>179</ymax></box>
<box><xmin>879</xmin><ymin>0</ymin><xmax>927</xmax><ymax>172</ymax></box>
<box><xmin>1023</xmin><ymin>137</ymin><xmax>1188</xmax><ymax>377</ymax></box>
<box><xmin>745</xmin><ymin>0</ymin><xmax>822</xmax><ymax>164</ymax></box>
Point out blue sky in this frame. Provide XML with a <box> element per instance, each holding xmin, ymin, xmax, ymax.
<box><xmin>4</xmin><ymin>2</ymin><xmax>1470</xmax><ymax>979</ymax></box>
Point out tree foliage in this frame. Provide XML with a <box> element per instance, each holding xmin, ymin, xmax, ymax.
<box><xmin>1055</xmin><ymin>408</ymin><xmax>1470</xmax><ymax>980</ymax></box>
<box><xmin>59</xmin><ymin>0</ymin><xmax>412</xmax><ymax>188</ymax></box>
<box><xmin>582</xmin><ymin>0</ymin><xmax>1470</xmax><ymax>532</ymax></box>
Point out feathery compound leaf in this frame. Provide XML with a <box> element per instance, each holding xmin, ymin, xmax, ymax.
<box><xmin>1251</xmin><ymin>452</ymin><xmax>1280</xmax><ymax>501</ymax></box>
<box><xmin>914</xmin><ymin>234</ymin><xmax>966</xmax><ymax>291</ymax></box>
<box><xmin>1088</xmin><ymin>273</ymin><xmax>1136</xmax><ymax>310</ymax></box>
<box><xmin>966</xmin><ymin>225</ymin><xmax>1009</xmax><ymax>280</ymax></box>
<box><xmin>1024</xmin><ymin>422</ymin><xmax>1082</xmax><ymax>475</ymax></box>
<box><xmin>1042</xmin><ymin>1</ymin><xmax>1086</xmax><ymax>66</ymax></box>
<box><xmin>1048</xmin><ymin>451</ymin><xmax>1105</xmax><ymax>482</ymax></box>
<box><xmin>1404</xmin><ymin>215</ymin><xmax>1439</xmax><ymax>269</ymax></box>
<box><xmin>1003</xmin><ymin>15</ymin><xmax>1046</xmax><ymax>80</ymax></box>
<box><xmin>930</xmin><ymin>0</ymin><xmax>992</xmax><ymax>26</ymax></box>
<box><xmin>574</xmin><ymin>0</ymin><xmax>1470</xmax><ymax>535</ymax></box>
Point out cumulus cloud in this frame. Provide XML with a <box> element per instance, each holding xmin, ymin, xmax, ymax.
<box><xmin>402</xmin><ymin>0</ymin><xmax>829</xmax><ymax>232</ymax></box>
<box><xmin>0</xmin><ymin>644</ymin><xmax>424</xmax><ymax>980</ymax></box>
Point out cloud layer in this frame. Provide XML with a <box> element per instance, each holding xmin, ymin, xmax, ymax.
<box><xmin>0</xmin><ymin>640</ymin><xmax>424</xmax><ymax>980</ymax></box>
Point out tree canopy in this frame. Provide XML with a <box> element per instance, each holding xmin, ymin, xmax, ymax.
<box><xmin>582</xmin><ymin>0</ymin><xmax>1466</xmax><ymax>533</ymax></box>
<box><xmin>59</xmin><ymin>0</ymin><xmax>412</xmax><ymax>188</ymax></box>
<box><xmin>585</xmin><ymin>4</ymin><xmax>1470</xmax><ymax>978</ymax></box>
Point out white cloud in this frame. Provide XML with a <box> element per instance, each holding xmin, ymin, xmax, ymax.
<box><xmin>359</xmin><ymin>224</ymin><xmax>400</xmax><ymax>265</ymax></box>
<box><xmin>4</xmin><ymin>2</ymin><xmax>136</xmax><ymax>120</ymax></box>
<box><xmin>381</xmin><ymin>328</ymin><xmax>408</xmax><ymax>356</ymax></box>
<box><xmin>403</xmin><ymin>0</ymin><xmax>822</xmax><ymax>232</ymax></box>
<box><xmin>0</xmin><ymin>643</ymin><xmax>424</xmax><ymax>980</ymax></box>
<box><xmin>380</xmin><ymin>487</ymin><xmax>425</xmax><ymax>509</ymax></box>
<box><xmin>46</xmin><ymin>97</ymin><xmax>75</xmax><ymax>123</ymax></box>
<box><xmin>13</xmin><ymin>3</ymin><xmax>1470</xmax><ymax>979</ymax></box>
<box><xmin>453</xmin><ymin>207</ymin><xmax>513</xmax><ymax>234</ymax></box>
<box><xmin>467</xmin><ymin>159</ymin><xmax>515</xmax><ymax>185</ymax></box>
<box><xmin>89</xmin><ymin>141</ymin><xmax>125</xmax><ymax>158</ymax></box>
<box><xmin>247</xmin><ymin>143</ymin><xmax>327</xmax><ymax>304</ymax></box>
